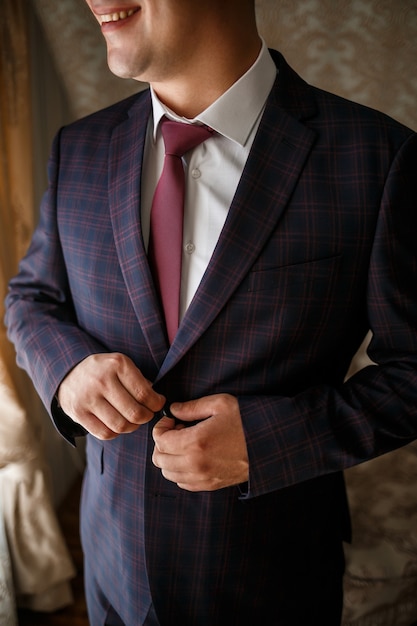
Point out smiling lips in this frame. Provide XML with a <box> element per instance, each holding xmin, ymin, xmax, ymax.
<box><xmin>100</xmin><ymin>8</ymin><xmax>139</xmax><ymax>24</ymax></box>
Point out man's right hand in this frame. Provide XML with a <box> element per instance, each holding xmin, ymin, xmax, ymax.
<box><xmin>57</xmin><ymin>353</ymin><xmax>165</xmax><ymax>440</ymax></box>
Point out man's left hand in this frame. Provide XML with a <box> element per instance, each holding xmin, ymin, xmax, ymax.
<box><xmin>152</xmin><ymin>394</ymin><xmax>249</xmax><ymax>491</ymax></box>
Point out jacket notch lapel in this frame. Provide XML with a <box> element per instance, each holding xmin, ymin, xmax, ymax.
<box><xmin>157</xmin><ymin>96</ymin><xmax>317</xmax><ymax>379</ymax></box>
<box><xmin>108</xmin><ymin>93</ymin><xmax>170</xmax><ymax>367</ymax></box>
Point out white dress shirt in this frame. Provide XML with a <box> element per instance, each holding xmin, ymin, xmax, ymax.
<box><xmin>141</xmin><ymin>40</ymin><xmax>277</xmax><ymax>320</ymax></box>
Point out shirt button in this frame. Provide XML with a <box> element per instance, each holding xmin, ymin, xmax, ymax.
<box><xmin>185</xmin><ymin>241</ymin><xmax>195</xmax><ymax>254</ymax></box>
<box><xmin>191</xmin><ymin>168</ymin><xmax>201</xmax><ymax>179</ymax></box>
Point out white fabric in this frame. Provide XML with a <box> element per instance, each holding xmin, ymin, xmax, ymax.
<box><xmin>0</xmin><ymin>459</ymin><xmax>76</xmax><ymax>612</ymax></box>
<box><xmin>0</xmin><ymin>373</ymin><xmax>77</xmax><ymax>613</ymax></box>
<box><xmin>0</xmin><ymin>498</ymin><xmax>17</xmax><ymax>626</ymax></box>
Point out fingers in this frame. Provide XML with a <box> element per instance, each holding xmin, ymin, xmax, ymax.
<box><xmin>57</xmin><ymin>352</ymin><xmax>166</xmax><ymax>439</ymax></box>
<box><xmin>152</xmin><ymin>419</ymin><xmax>204</xmax><ymax>488</ymax></box>
<box><xmin>114</xmin><ymin>353</ymin><xmax>165</xmax><ymax>414</ymax></box>
<box><xmin>70</xmin><ymin>398</ymin><xmax>146</xmax><ymax>440</ymax></box>
<box><xmin>152</xmin><ymin>394</ymin><xmax>249</xmax><ymax>491</ymax></box>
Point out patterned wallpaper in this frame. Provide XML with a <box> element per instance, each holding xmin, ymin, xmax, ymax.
<box><xmin>256</xmin><ymin>0</ymin><xmax>417</xmax><ymax>130</ymax></box>
<box><xmin>34</xmin><ymin>0</ymin><xmax>417</xmax><ymax>130</ymax></box>
<box><xmin>33</xmin><ymin>0</ymin><xmax>143</xmax><ymax>120</ymax></box>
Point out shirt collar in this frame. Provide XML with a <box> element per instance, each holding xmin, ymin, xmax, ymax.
<box><xmin>150</xmin><ymin>39</ymin><xmax>277</xmax><ymax>147</ymax></box>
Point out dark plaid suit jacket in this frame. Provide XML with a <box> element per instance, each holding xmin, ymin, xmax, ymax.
<box><xmin>6</xmin><ymin>50</ymin><xmax>417</xmax><ymax>624</ymax></box>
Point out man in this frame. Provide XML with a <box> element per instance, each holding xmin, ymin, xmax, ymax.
<box><xmin>5</xmin><ymin>1</ymin><xmax>417</xmax><ymax>624</ymax></box>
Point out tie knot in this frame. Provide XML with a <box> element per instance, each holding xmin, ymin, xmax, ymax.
<box><xmin>160</xmin><ymin>117</ymin><xmax>213</xmax><ymax>158</ymax></box>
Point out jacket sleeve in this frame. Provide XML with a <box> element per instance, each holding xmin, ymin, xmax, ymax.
<box><xmin>4</xmin><ymin>129</ymin><xmax>108</xmax><ymax>441</ymax></box>
<box><xmin>239</xmin><ymin>131</ymin><xmax>417</xmax><ymax>499</ymax></box>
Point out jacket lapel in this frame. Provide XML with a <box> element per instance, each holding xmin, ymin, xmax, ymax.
<box><xmin>157</xmin><ymin>54</ymin><xmax>318</xmax><ymax>378</ymax></box>
<box><xmin>108</xmin><ymin>92</ymin><xmax>170</xmax><ymax>368</ymax></box>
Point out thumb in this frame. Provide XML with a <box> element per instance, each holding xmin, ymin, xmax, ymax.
<box><xmin>170</xmin><ymin>397</ymin><xmax>212</xmax><ymax>423</ymax></box>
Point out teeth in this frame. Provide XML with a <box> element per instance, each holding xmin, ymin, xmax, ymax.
<box><xmin>100</xmin><ymin>9</ymin><xmax>136</xmax><ymax>24</ymax></box>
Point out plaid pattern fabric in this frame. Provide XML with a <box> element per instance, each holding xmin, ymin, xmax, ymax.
<box><xmin>5</xmin><ymin>50</ymin><xmax>417</xmax><ymax>625</ymax></box>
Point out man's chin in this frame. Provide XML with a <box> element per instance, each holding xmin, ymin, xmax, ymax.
<box><xmin>106</xmin><ymin>52</ymin><xmax>140</xmax><ymax>82</ymax></box>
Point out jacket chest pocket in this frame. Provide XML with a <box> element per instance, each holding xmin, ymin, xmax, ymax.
<box><xmin>243</xmin><ymin>253</ymin><xmax>342</xmax><ymax>296</ymax></box>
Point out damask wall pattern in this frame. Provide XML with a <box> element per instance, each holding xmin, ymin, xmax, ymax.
<box><xmin>256</xmin><ymin>0</ymin><xmax>417</xmax><ymax>131</ymax></box>
<box><xmin>33</xmin><ymin>0</ymin><xmax>142</xmax><ymax>121</ymax></box>
<box><xmin>31</xmin><ymin>1</ymin><xmax>417</xmax><ymax>625</ymax></box>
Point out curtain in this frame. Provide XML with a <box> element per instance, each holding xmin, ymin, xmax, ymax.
<box><xmin>0</xmin><ymin>0</ymin><xmax>76</xmax><ymax>614</ymax></box>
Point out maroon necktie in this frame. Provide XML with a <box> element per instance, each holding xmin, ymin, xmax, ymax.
<box><xmin>149</xmin><ymin>117</ymin><xmax>213</xmax><ymax>343</ymax></box>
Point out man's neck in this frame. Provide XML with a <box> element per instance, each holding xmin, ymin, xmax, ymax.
<box><xmin>150</xmin><ymin>36</ymin><xmax>262</xmax><ymax>119</ymax></box>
